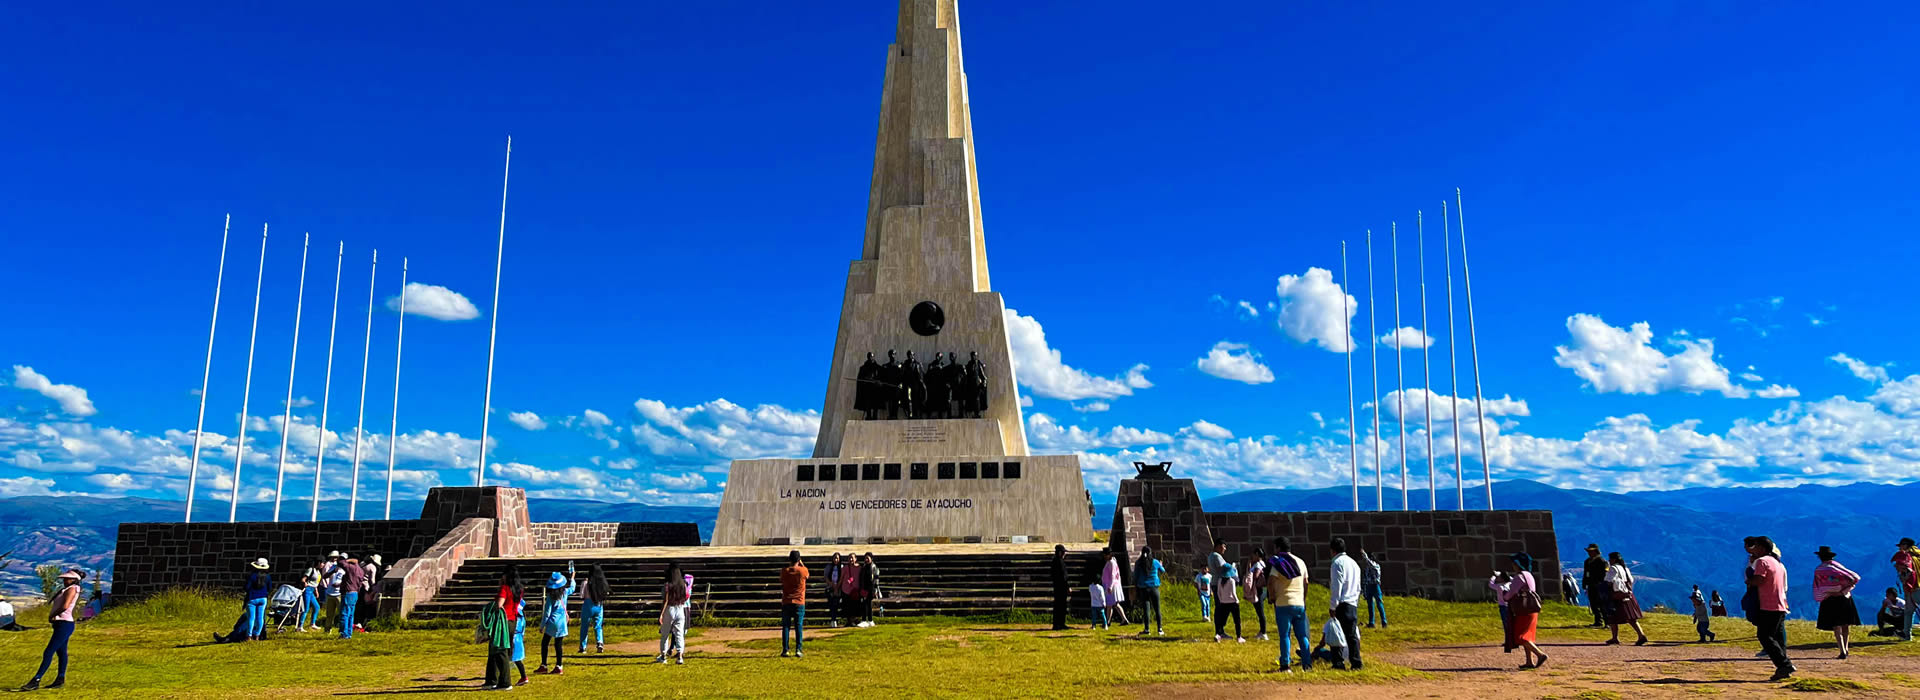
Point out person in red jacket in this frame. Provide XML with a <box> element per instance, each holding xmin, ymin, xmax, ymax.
<box><xmin>780</xmin><ymin>550</ymin><xmax>809</xmax><ymax>657</ymax></box>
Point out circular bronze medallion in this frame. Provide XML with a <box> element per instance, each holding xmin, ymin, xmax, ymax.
<box><xmin>909</xmin><ymin>301</ymin><xmax>945</xmax><ymax>336</ymax></box>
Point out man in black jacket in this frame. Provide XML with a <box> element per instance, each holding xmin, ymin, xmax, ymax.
<box><xmin>1582</xmin><ymin>544</ymin><xmax>1609</xmax><ymax>628</ymax></box>
<box><xmin>1050</xmin><ymin>545</ymin><xmax>1070</xmax><ymax>630</ymax></box>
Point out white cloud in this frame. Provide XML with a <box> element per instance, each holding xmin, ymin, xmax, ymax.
<box><xmin>1004</xmin><ymin>309</ymin><xmax>1152</xmax><ymax>401</ymax></box>
<box><xmin>0</xmin><ymin>475</ymin><xmax>56</xmax><ymax>497</ymax></box>
<box><xmin>1027</xmin><ymin>413</ymin><xmax>1171</xmax><ymax>450</ymax></box>
<box><xmin>1552</xmin><ymin>314</ymin><xmax>1759</xmax><ymax>398</ymax></box>
<box><xmin>284</xmin><ymin>396</ymin><xmax>315</xmax><ymax>409</ymax></box>
<box><xmin>1184</xmin><ymin>420</ymin><xmax>1234</xmax><ymax>440</ymax></box>
<box><xmin>386</xmin><ymin>282</ymin><xmax>480</xmax><ymax>321</ymax></box>
<box><xmin>1829</xmin><ymin>353</ymin><xmax>1890</xmax><ymax>384</ymax></box>
<box><xmin>581</xmin><ymin>409</ymin><xmax>612</xmax><ymax>427</ymax></box>
<box><xmin>1379</xmin><ymin>327</ymin><xmax>1434</xmax><ymax>350</ymax></box>
<box><xmin>649</xmin><ymin>472</ymin><xmax>709</xmax><ymax>491</ymax></box>
<box><xmin>1753</xmin><ymin>385</ymin><xmax>1801</xmax><ymax>399</ymax></box>
<box><xmin>1072</xmin><ymin>401</ymin><xmax>1111</xmax><ymax>413</ymax></box>
<box><xmin>1377</xmin><ymin>389</ymin><xmax>1531</xmax><ymax>424</ymax></box>
<box><xmin>628</xmin><ymin>398</ymin><xmax>819</xmax><ymax>467</ymax></box>
<box><xmin>85</xmin><ymin>472</ymin><xmax>139</xmax><ymax>490</ymax></box>
<box><xmin>507</xmin><ymin>411</ymin><xmax>547</xmax><ymax>431</ymax></box>
<box><xmin>12</xmin><ymin>365</ymin><xmax>97</xmax><ymax>416</ymax></box>
<box><xmin>1739</xmin><ymin>372</ymin><xmax>1764</xmax><ymax>382</ymax></box>
<box><xmin>1018</xmin><ymin>395</ymin><xmax>1034</xmax><ymax>408</ymax></box>
<box><xmin>1272</xmin><ymin>268</ymin><xmax>1356</xmax><ymax>352</ymax></box>
<box><xmin>1194</xmin><ymin>341</ymin><xmax>1275</xmax><ymax>384</ymax></box>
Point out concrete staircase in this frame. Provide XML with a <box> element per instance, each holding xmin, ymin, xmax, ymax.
<box><xmin>406</xmin><ymin>551</ymin><xmax>1093</xmax><ymax>622</ymax></box>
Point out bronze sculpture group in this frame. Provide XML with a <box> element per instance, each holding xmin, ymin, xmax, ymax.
<box><xmin>853</xmin><ymin>350</ymin><xmax>990</xmax><ymax>420</ymax></box>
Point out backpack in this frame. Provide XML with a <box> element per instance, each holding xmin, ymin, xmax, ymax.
<box><xmin>1510</xmin><ymin>574</ymin><xmax>1543</xmax><ymax>615</ymax></box>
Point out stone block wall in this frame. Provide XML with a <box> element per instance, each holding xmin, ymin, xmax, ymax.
<box><xmin>530</xmin><ymin>522</ymin><xmax>703</xmax><ymax>550</ymax></box>
<box><xmin>1111</xmin><ymin>478</ymin><xmax>1563</xmax><ymax>603</ymax></box>
<box><xmin>1205</xmin><ymin>510</ymin><xmax>1562</xmax><ymax>602</ymax></box>
<box><xmin>1111</xmin><ymin>478</ymin><xmax>1215</xmax><ymax>573</ymax></box>
<box><xmin>420</xmin><ymin>486</ymin><xmax>533</xmax><ymax>557</ymax></box>
<box><xmin>379</xmin><ymin>517</ymin><xmax>493</xmax><ymax>618</ymax></box>
<box><xmin>112</xmin><ymin>519</ymin><xmax>431</xmax><ymax>600</ymax></box>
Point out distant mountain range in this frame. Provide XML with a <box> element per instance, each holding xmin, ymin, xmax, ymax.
<box><xmin>6</xmin><ymin>480</ymin><xmax>1913</xmax><ymax>621</ymax></box>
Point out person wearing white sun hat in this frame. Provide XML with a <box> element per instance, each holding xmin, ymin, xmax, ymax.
<box><xmin>244</xmin><ymin>558</ymin><xmax>273</xmax><ymax>641</ymax></box>
<box><xmin>19</xmin><ymin>569</ymin><xmax>85</xmax><ymax>690</ymax></box>
<box><xmin>321</xmin><ymin>551</ymin><xmax>345</xmax><ymax>634</ymax></box>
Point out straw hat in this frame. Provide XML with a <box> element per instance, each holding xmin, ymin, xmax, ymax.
<box><xmin>250</xmin><ymin>558</ymin><xmax>270</xmax><ymax>570</ymax></box>
<box><xmin>327</xmin><ymin>550</ymin><xmax>342</xmax><ymax>559</ymax></box>
<box><xmin>370</xmin><ymin>554</ymin><xmax>383</xmax><ymax>566</ymax></box>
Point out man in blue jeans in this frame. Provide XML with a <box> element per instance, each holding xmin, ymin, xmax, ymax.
<box><xmin>780</xmin><ymin>550</ymin><xmax>809</xmax><ymax>657</ymax></box>
<box><xmin>1266</xmin><ymin>538</ymin><xmax>1312</xmax><ymax>672</ymax></box>
<box><xmin>337</xmin><ymin>554</ymin><xmax>366</xmax><ymax>639</ymax></box>
<box><xmin>1360</xmin><ymin>548</ymin><xmax>1387</xmax><ymax>628</ymax></box>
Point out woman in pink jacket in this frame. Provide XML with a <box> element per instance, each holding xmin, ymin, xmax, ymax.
<box><xmin>1812</xmin><ymin>546</ymin><xmax>1862</xmax><ymax>659</ymax></box>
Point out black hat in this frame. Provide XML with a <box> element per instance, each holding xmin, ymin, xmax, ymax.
<box><xmin>1815</xmin><ymin>546</ymin><xmax>1838</xmax><ymax>559</ymax></box>
<box><xmin>1900</xmin><ymin>538</ymin><xmax>1916</xmax><ymax>548</ymax></box>
<box><xmin>1584</xmin><ymin>543</ymin><xmax>1600</xmax><ymax>552</ymax></box>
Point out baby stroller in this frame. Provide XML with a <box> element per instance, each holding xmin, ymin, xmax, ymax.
<box><xmin>269</xmin><ymin>584</ymin><xmax>304</xmax><ymax>631</ymax></box>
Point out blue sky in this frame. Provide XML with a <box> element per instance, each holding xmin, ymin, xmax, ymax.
<box><xmin>3</xmin><ymin>1</ymin><xmax>1918</xmax><ymax>516</ymax></box>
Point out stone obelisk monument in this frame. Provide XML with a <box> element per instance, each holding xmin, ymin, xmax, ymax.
<box><xmin>712</xmin><ymin>0</ymin><xmax>1091</xmax><ymax>547</ymax></box>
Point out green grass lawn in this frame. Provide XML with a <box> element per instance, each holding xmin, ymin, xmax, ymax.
<box><xmin>0</xmin><ymin>586</ymin><xmax>1903</xmax><ymax>698</ymax></box>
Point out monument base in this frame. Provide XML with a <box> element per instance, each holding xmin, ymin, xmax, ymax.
<box><xmin>712</xmin><ymin>453</ymin><xmax>1093</xmax><ymax>546</ymax></box>
<box><xmin>838</xmin><ymin>418</ymin><xmax>1010</xmax><ymax>458</ymax></box>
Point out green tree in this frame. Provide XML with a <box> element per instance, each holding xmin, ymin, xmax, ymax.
<box><xmin>37</xmin><ymin>564</ymin><xmax>62</xmax><ymax>599</ymax></box>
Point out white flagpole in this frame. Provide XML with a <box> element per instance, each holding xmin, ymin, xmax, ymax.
<box><xmin>1457</xmin><ymin>188</ymin><xmax>1493</xmax><ymax>510</ymax></box>
<box><xmin>185</xmin><ymin>214</ymin><xmax>230</xmax><ymax>523</ymax></box>
<box><xmin>477</xmin><ymin>137</ymin><xmax>512</xmax><ymax>488</ymax></box>
<box><xmin>1366</xmin><ymin>230</ymin><xmax>1382</xmax><ymax>511</ymax></box>
<box><xmin>311</xmin><ymin>241</ymin><xmax>343</xmax><ymax>522</ymax></box>
<box><xmin>1392</xmin><ymin>221</ymin><xmax>1407</xmax><ymax>510</ymax></box>
<box><xmin>349</xmin><ymin>250</ymin><xmax>377</xmax><ymax>521</ymax></box>
<box><xmin>386</xmin><ymin>258</ymin><xmax>407</xmax><ymax>520</ymax></box>
<box><xmin>271</xmin><ymin>233</ymin><xmax>311</xmax><ymax>522</ymax></box>
<box><xmin>1342</xmin><ymin>241</ymin><xmax>1358</xmax><ymax>512</ymax></box>
<box><xmin>1419</xmin><ymin>211</ymin><xmax>1435</xmax><ymax>511</ymax></box>
<box><xmin>229</xmin><ymin>224</ymin><xmax>270</xmax><ymax>523</ymax></box>
<box><xmin>1443</xmin><ymin>202</ymin><xmax>1463</xmax><ymax>510</ymax></box>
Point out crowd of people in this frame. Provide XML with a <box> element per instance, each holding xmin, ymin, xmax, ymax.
<box><xmin>1563</xmin><ymin>536</ymin><xmax>1920</xmax><ymax>682</ymax></box>
<box><xmin>18</xmin><ymin>533</ymin><xmax>1920</xmax><ymax>691</ymax></box>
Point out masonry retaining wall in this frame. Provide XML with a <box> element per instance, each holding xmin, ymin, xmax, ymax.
<box><xmin>529</xmin><ymin>522</ymin><xmax>703</xmax><ymax>550</ymax></box>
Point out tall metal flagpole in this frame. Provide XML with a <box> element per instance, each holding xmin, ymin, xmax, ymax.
<box><xmin>385</xmin><ymin>258</ymin><xmax>407</xmax><ymax>520</ymax></box>
<box><xmin>1366</xmin><ymin>230</ymin><xmax>1382</xmax><ymax>511</ymax></box>
<box><xmin>1392</xmin><ymin>222</ymin><xmax>1407</xmax><ymax>510</ymax></box>
<box><xmin>271</xmin><ymin>233</ymin><xmax>311</xmax><ymax>522</ymax></box>
<box><xmin>1418</xmin><ymin>212</ymin><xmax>1436</xmax><ymax>510</ymax></box>
<box><xmin>348</xmin><ymin>251</ymin><xmax>378</xmax><ymax>521</ymax></box>
<box><xmin>229</xmin><ymin>224</ymin><xmax>270</xmax><ymax>523</ymax></box>
<box><xmin>477</xmin><ymin>137</ymin><xmax>512</xmax><ymax>488</ymax></box>
<box><xmin>311</xmin><ymin>242</ymin><xmax>344</xmax><ymax>522</ymax></box>
<box><xmin>185</xmin><ymin>215</ymin><xmax>230</xmax><ymax>523</ymax></box>
<box><xmin>1457</xmin><ymin>188</ymin><xmax>1493</xmax><ymax>510</ymax></box>
<box><xmin>1443</xmin><ymin>202</ymin><xmax>1463</xmax><ymax>510</ymax></box>
<box><xmin>1342</xmin><ymin>242</ymin><xmax>1359</xmax><ymax>512</ymax></box>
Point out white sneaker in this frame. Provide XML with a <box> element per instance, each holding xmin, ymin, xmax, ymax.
<box><xmin>1214</xmin><ymin>635</ymin><xmax>1223</xmax><ymax>642</ymax></box>
<box><xmin>1157</xmin><ymin>629</ymin><xmax>1165</xmax><ymax>636</ymax></box>
<box><xmin>1259</xmin><ymin>634</ymin><xmax>1270</xmax><ymax>641</ymax></box>
<box><xmin>675</xmin><ymin>656</ymin><xmax>685</xmax><ymax>665</ymax></box>
<box><xmin>654</xmin><ymin>654</ymin><xmax>666</xmax><ymax>664</ymax></box>
<box><xmin>1237</xmin><ymin>637</ymin><xmax>1247</xmax><ymax>643</ymax></box>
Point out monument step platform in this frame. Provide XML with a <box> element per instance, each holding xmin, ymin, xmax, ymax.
<box><xmin>406</xmin><ymin>546</ymin><xmax>1110</xmax><ymax>622</ymax></box>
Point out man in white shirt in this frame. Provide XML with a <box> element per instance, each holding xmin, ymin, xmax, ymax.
<box><xmin>1327</xmin><ymin>537</ymin><xmax>1364</xmax><ymax>670</ymax></box>
<box><xmin>0</xmin><ymin>595</ymin><xmax>17</xmax><ymax>630</ymax></box>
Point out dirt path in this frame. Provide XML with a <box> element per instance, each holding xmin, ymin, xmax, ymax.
<box><xmin>1144</xmin><ymin>639</ymin><xmax>1920</xmax><ymax>698</ymax></box>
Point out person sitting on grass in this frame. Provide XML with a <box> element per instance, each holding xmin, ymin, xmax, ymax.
<box><xmin>1875</xmin><ymin>588</ymin><xmax>1908</xmax><ymax>637</ymax></box>
<box><xmin>537</xmin><ymin>564</ymin><xmax>576</xmax><ymax>675</ymax></box>
<box><xmin>1310</xmin><ymin>616</ymin><xmax>1347</xmax><ymax>667</ymax></box>
<box><xmin>0</xmin><ymin>594</ymin><xmax>21</xmax><ymax>631</ymax></box>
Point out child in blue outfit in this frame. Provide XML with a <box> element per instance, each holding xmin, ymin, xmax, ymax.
<box><xmin>1194</xmin><ymin>568</ymin><xmax>1214</xmax><ymax>621</ymax></box>
<box><xmin>537</xmin><ymin>565</ymin><xmax>576</xmax><ymax>675</ymax></box>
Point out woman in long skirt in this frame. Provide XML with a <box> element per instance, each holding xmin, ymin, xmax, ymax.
<box><xmin>1498</xmin><ymin>553</ymin><xmax>1549</xmax><ymax>669</ymax></box>
<box><xmin>1812</xmin><ymin>546</ymin><xmax>1862</xmax><ymax>659</ymax></box>
<box><xmin>1603</xmin><ymin>552</ymin><xmax>1649</xmax><ymax>646</ymax></box>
